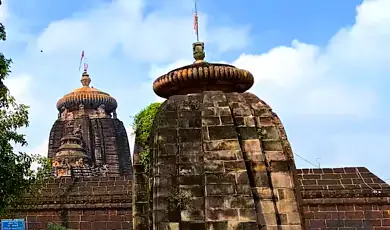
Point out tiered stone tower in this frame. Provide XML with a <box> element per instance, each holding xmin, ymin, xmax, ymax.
<box><xmin>48</xmin><ymin>70</ymin><xmax>132</xmax><ymax>177</ymax></box>
<box><xmin>133</xmin><ymin>42</ymin><xmax>305</xmax><ymax>229</ymax></box>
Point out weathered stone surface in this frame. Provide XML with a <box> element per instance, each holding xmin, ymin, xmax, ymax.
<box><xmin>140</xmin><ymin>91</ymin><xmax>305</xmax><ymax>229</ymax></box>
<box><xmin>48</xmin><ymin>117</ymin><xmax>132</xmax><ymax>176</ymax></box>
<box><xmin>2</xmin><ymin>177</ymin><xmax>133</xmax><ymax>230</ymax></box>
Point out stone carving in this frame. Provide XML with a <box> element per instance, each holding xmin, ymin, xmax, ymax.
<box><xmin>192</xmin><ymin>42</ymin><xmax>205</xmax><ymax>63</ymax></box>
<box><xmin>60</xmin><ymin>107</ymin><xmax>67</xmax><ymax>120</ymax></box>
<box><xmin>73</xmin><ymin>124</ymin><xmax>82</xmax><ymax>138</ymax></box>
<box><xmin>98</xmin><ymin>104</ymin><xmax>106</xmax><ymax>117</ymax></box>
<box><xmin>66</xmin><ymin>112</ymin><xmax>74</xmax><ymax>120</ymax></box>
<box><xmin>79</xmin><ymin>103</ymin><xmax>85</xmax><ymax>115</ymax></box>
<box><xmin>75</xmin><ymin>158</ymin><xmax>84</xmax><ymax>167</ymax></box>
<box><xmin>101</xmin><ymin>164</ymin><xmax>108</xmax><ymax>177</ymax></box>
<box><xmin>113</xmin><ymin>110</ymin><xmax>117</xmax><ymax>119</ymax></box>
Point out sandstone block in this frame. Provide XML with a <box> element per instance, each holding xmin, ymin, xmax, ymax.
<box><xmin>242</xmin><ymin>139</ymin><xmax>261</xmax><ymax>152</ymax></box>
<box><xmin>271</xmin><ymin>172</ymin><xmax>293</xmax><ymax>188</ymax></box>
<box><xmin>207</xmin><ymin>184</ymin><xmax>235</xmax><ymax>195</ymax></box>
<box><xmin>208</xmin><ymin>126</ymin><xmax>237</xmax><ymax>140</ymax></box>
<box><xmin>204</xmin><ymin>140</ymin><xmax>241</xmax><ymax>151</ymax></box>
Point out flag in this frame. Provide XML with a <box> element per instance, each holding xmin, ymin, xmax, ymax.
<box><xmin>84</xmin><ymin>63</ymin><xmax>89</xmax><ymax>72</ymax></box>
<box><xmin>193</xmin><ymin>12</ymin><xmax>198</xmax><ymax>32</ymax></box>
<box><xmin>193</xmin><ymin>0</ymin><xmax>199</xmax><ymax>41</ymax></box>
<box><xmin>79</xmin><ymin>50</ymin><xmax>85</xmax><ymax>71</ymax></box>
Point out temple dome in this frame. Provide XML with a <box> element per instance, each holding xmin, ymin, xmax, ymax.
<box><xmin>153</xmin><ymin>42</ymin><xmax>254</xmax><ymax>98</ymax></box>
<box><xmin>56</xmin><ymin>71</ymin><xmax>118</xmax><ymax>112</ymax></box>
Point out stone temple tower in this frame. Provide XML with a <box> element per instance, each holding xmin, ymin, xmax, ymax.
<box><xmin>48</xmin><ymin>70</ymin><xmax>132</xmax><ymax>177</ymax></box>
<box><xmin>133</xmin><ymin>42</ymin><xmax>304</xmax><ymax>229</ymax></box>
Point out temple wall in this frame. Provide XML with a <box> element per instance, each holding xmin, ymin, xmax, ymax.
<box><xmin>298</xmin><ymin>168</ymin><xmax>390</xmax><ymax>230</ymax></box>
<box><xmin>48</xmin><ymin>117</ymin><xmax>132</xmax><ymax>176</ymax></box>
<box><xmin>3</xmin><ymin>177</ymin><xmax>132</xmax><ymax>230</ymax></box>
<box><xmin>133</xmin><ymin>91</ymin><xmax>304</xmax><ymax>229</ymax></box>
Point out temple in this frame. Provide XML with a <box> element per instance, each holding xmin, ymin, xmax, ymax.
<box><xmin>0</xmin><ymin>42</ymin><xmax>389</xmax><ymax>230</ymax></box>
<box><xmin>48</xmin><ymin>70</ymin><xmax>132</xmax><ymax>177</ymax></box>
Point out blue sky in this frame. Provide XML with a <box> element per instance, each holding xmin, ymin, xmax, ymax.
<box><xmin>1</xmin><ymin>0</ymin><xmax>390</xmax><ymax>181</ymax></box>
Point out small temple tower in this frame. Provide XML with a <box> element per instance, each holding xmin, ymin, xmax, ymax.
<box><xmin>48</xmin><ymin>69</ymin><xmax>132</xmax><ymax>177</ymax></box>
<box><xmin>133</xmin><ymin>42</ymin><xmax>304</xmax><ymax>229</ymax></box>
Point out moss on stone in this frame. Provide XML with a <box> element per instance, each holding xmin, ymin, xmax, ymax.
<box><xmin>132</xmin><ymin>102</ymin><xmax>162</xmax><ymax>172</ymax></box>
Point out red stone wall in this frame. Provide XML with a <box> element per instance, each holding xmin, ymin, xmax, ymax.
<box><xmin>2</xmin><ymin>176</ymin><xmax>132</xmax><ymax>230</ymax></box>
<box><xmin>24</xmin><ymin>209</ymin><xmax>132</xmax><ymax>230</ymax></box>
<box><xmin>298</xmin><ymin>167</ymin><xmax>390</xmax><ymax>230</ymax></box>
<box><xmin>302</xmin><ymin>203</ymin><xmax>390</xmax><ymax>229</ymax></box>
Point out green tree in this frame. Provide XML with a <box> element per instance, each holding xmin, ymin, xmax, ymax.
<box><xmin>132</xmin><ymin>102</ymin><xmax>161</xmax><ymax>172</ymax></box>
<box><xmin>0</xmin><ymin>13</ymin><xmax>42</xmax><ymax>215</ymax></box>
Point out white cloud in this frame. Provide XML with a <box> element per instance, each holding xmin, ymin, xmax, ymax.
<box><xmin>230</xmin><ymin>0</ymin><xmax>390</xmax><ymax>118</ymax></box>
<box><xmin>35</xmin><ymin>0</ymin><xmax>250</xmax><ymax>63</ymax></box>
<box><xmin>5</xmin><ymin>0</ymin><xmax>390</xmax><ymax>180</ymax></box>
<box><xmin>7</xmin><ymin>0</ymin><xmax>250</xmax><ymax>164</ymax></box>
<box><xmin>27</xmin><ymin>139</ymin><xmax>48</xmax><ymax>158</ymax></box>
<box><xmin>150</xmin><ymin>0</ymin><xmax>390</xmax><ymax>179</ymax></box>
<box><xmin>0</xmin><ymin>0</ymin><xmax>10</xmax><ymax>23</ymax></box>
<box><xmin>4</xmin><ymin>74</ymin><xmax>32</xmax><ymax>104</ymax></box>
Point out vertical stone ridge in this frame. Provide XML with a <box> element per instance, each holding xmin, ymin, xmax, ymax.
<box><xmin>95</xmin><ymin>118</ymin><xmax>107</xmax><ymax>165</ymax></box>
<box><xmin>48</xmin><ymin>120</ymin><xmax>65</xmax><ymax>159</ymax></box>
<box><xmin>77</xmin><ymin>116</ymin><xmax>93</xmax><ymax>161</ymax></box>
<box><xmin>99</xmin><ymin>118</ymin><xmax>120</xmax><ymax>176</ymax></box>
<box><xmin>226</xmin><ymin>93</ymin><xmax>267</xmax><ymax>229</ymax></box>
<box><xmin>112</xmin><ymin>118</ymin><xmax>132</xmax><ymax>175</ymax></box>
<box><xmin>92</xmin><ymin>119</ymin><xmax>103</xmax><ymax>166</ymax></box>
<box><xmin>252</xmin><ymin>107</ymin><xmax>282</xmax><ymax>226</ymax></box>
<box><xmin>225</xmin><ymin>92</ymin><xmax>279</xmax><ymax>229</ymax></box>
<box><xmin>270</xmin><ymin>111</ymin><xmax>306</xmax><ymax>229</ymax></box>
<box><xmin>242</xmin><ymin>92</ymin><xmax>304</xmax><ymax>230</ymax></box>
<box><xmin>202</xmin><ymin>91</ymin><xmax>257</xmax><ymax>230</ymax></box>
<box><xmin>132</xmin><ymin>140</ymin><xmax>149</xmax><ymax>229</ymax></box>
<box><xmin>176</xmin><ymin>93</ymin><xmax>205</xmax><ymax>229</ymax></box>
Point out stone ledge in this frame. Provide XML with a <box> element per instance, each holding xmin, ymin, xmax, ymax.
<box><xmin>301</xmin><ymin>188</ymin><xmax>390</xmax><ymax>199</ymax></box>
<box><xmin>11</xmin><ymin>202</ymin><xmax>132</xmax><ymax>210</ymax></box>
<box><xmin>303</xmin><ymin>197</ymin><xmax>390</xmax><ymax>205</ymax></box>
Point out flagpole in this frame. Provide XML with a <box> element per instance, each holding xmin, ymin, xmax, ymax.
<box><xmin>79</xmin><ymin>50</ymin><xmax>85</xmax><ymax>72</ymax></box>
<box><xmin>194</xmin><ymin>0</ymin><xmax>199</xmax><ymax>42</ymax></box>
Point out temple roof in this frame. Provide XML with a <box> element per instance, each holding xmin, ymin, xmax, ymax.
<box><xmin>298</xmin><ymin>167</ymin><xmax>390</xmax><ymax>198</ymax></box>
<box><xmin>56</xmin><ymin>71</ymin><xmax>117</xmax><ymax>112</ymax></box>
<box><xmin>153</xmin><ymin>42</ymin><xmax>254</xmax><ymax>98</ymax></box>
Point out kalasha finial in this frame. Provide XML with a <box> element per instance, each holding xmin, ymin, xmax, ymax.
<box><xmin>193</xmin><ymin>42</ymin><xmax>205</xmax><ymax>63</ymax></box>
<box><xmin>81</xmin><ymin>71</ymin><xmax>91</xmax><ymax>87</ymax></box>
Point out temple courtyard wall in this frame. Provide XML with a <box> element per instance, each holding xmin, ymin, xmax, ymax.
<box><xmin>2</xmin><ymin>176</ymin><xmax>132</xmax><ymax>230</ymax></box>
<box><xmin>2</xmin><ymin>169</ymin><xmax>390</xmax><ymax>229</ymax></box>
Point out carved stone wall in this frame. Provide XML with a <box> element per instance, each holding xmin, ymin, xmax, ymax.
<box><xmin>133</xmin><ymin>91</ymin><xmax>304</xmax><ymax>229</ymax></box>
<box><xmin>48</xmin><ymin>117</ymin><xmax>132</xmax><ymax>176</ymax></box>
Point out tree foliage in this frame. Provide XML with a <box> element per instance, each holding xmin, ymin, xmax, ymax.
<box><xmin>132</xmin><ymin>102</ymin><xmax>161</xmax><ymax>172</ymax></box>
<box><xmin>0</xmin><ymin>13</ymin><xmax>50</xmax><ymax>216</ymax></box>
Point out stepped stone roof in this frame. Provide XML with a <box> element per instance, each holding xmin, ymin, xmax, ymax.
<box><xmin>298</xmin><ymin>167</ymin><xmax>390</xmax><ymax>229</ymax></box>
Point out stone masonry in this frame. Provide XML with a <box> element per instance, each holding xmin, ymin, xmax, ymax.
<box><xmin>133</xmin><ymin>91</ymin><xmax>304</xmax><ymax>229</ymax></box>
<box><xmin>299</xmin><ymin>167</ymin><xmax>390</xmax><ymax>230</ymax></box>
<box><xmin>3</xmin><ymin>177</ymin><xmax>132</xmax><ymax>230</ymax></box>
